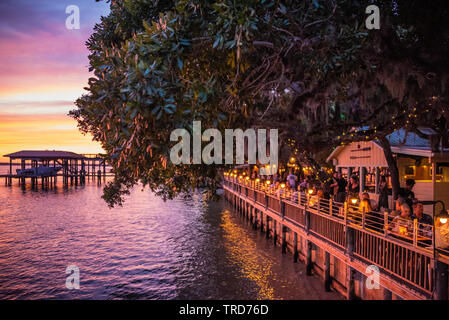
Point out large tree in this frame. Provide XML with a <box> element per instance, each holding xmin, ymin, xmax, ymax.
<box><xmin>71</xmin><ymin>0</ymin><xmax>449</xmax><ymax>206</ymax></box>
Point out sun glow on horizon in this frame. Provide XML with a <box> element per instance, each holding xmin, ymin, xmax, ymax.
<box><xmin>0</xmin><ymin>1</ymin><xmax>109</xmax><ymax>162</ymax></box>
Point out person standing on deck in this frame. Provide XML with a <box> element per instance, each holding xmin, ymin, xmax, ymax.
<box><xmin>286</xmin><ymin>170</ymin><xmax>297</xmax><ymax>190</ymax></box>
<box><xmin>377</xmin><ymin>175</ymin><xmax>389</xmax><ymax>211</ymax></box>
<box><xmin>347</xmin><ymin>176</ymin><xmax>360</xmax><ymax>199</ymax></box>
<box><xmin>332</xmin><ymin>173</ymin><xmax>347</xmax><ymax>203</ymax></box>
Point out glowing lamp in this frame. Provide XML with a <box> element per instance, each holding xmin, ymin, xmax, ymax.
<box><xmin>266</xmin><ymin>180</ymin><xmax>271</xmax><ymax>185</ymax></box>
<box><xmin>280</xmin><ymin>184</ymin><xmax>285</xmax><ymax>189</ymax></box>
<box><xmin>308</xmin><ymin>189</ymin><xmax>313</xmax><ymax>195</ymax></box>
<box><xmin>438</xmin><ymin>209</ymin><xmax>449</xmax><ymax>224</ymax></box>
<box><xmin>256</xmin><ymin>178</ymin><xmax>260</xmax><ymax>183</ymax></box>
<box><xmin>246</xmin><ymin>176</ymin><xmax>250</xmax><ymax>180</ymax></box>
<box><xmin>239</xmin><ymin>175</ymin><xmax>243</xmax><ymax>179</ymax></box>
<box><xmin>351</xmin><ymin>198</ymin><xmax>358</xmax><ymax>205</ymax></box>
<box><xmin>290</xmin><ymin>157</ymin><xmax>295</xmax><ymax>162</ymax></box>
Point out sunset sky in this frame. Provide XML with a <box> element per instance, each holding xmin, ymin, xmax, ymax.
<box><xmin>0</xmin><ymin>0</ymin><xmax>110</xmax><ymax>161</ymax></box>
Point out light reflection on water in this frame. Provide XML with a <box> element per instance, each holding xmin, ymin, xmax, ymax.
<box><xmin>0</xmin><ymin>180</ymin><xmax>340</xmax><ymax>300</ymax></box>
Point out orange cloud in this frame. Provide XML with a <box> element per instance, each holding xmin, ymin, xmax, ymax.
<box><xmin>0</xmin><ymin>114</ymin><xmax>103</xmax><ymax>162</ymax></box>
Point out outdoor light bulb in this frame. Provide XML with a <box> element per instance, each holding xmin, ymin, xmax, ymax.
<box><xmin>351</xmin><ymin>198</ymin><xmax>358</xmax><ymax>204</ymax></box>
<box><xmin>281</xmin><ymin>184</ymin><xmax>285</xmax><ymax>189</ymax></box>
<box><xmin>308</xmin><ymin>189</ymin><xmax>313</xmax><ymax>194</ymax></box>
<box><xmin>290</xmin><ymin>157</ymin><xmax>295</xmax><ymax>162</ymax></box>
<box><xmin>266</xmin><ymin>180</ymin><xmax>271</xmax><ymax>185</ymax></box>
<box><xmin>246</xmin><ymin>177</ymin><xmax>249</xmax><ymax>180</ymax></box>
<box><xmin>256</xmin><ymin>178</ymin><xmax>260</xmax><ymax>183</ymax></box>
<box><xmin>239</xmin><ymin>176</ymin><xmax>243</xmax><ymax>179</ymax></box>
<box><xmin>440</xmin><ymin>218</ymin><xmax>448</xmax><ymax>224</ymax></box>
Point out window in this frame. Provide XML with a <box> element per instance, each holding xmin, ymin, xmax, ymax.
<box><xmin>404</xmin><ymin>166</ymin><xmax>415</xmax><ymax>175</ymax></box>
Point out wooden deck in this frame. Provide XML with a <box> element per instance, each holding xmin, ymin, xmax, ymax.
<box><xmin>224</xmin><ymin>176</ymin><xmax>449</xmax><ymax>300</ymax></box>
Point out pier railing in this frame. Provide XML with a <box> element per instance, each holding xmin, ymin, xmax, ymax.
<box><xmin>224</xmin><ymin>176</ymin><xmax>449</xmax><ymax>298</ymax></box>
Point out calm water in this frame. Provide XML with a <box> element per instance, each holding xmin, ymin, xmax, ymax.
<box><xmin>0</xmin><ymin>178</ymin><xmax>340</xmax><ymax>300</ymax></box>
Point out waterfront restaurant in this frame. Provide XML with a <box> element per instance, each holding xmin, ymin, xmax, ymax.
<box><xmin>326</xmin><ymin>129</ymin><xmax>449</xmax><ymax>213</ymax></box>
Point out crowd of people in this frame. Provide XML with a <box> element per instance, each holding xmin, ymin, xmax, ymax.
<box><xmin>247</xmin><ymin>168</ymin><xmax>435</xmax><ymax>240</ymax></box>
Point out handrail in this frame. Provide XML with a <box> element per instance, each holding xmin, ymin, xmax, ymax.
<box><xmin>224</xmin><ymin>176</ymin><xmax>441</xmax><ymax>295</ymax></box>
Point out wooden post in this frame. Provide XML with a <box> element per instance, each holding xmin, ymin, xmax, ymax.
<box><xmin>347</xmin><ymin>226</ymin><xmax>354</xmax><ymax>258</ymax></box>
<box><xmin>306</xmin><ymin>241</ymin><xmax>313</xmax><ymax>276</ymax></box>
<box><xmin>281</xmin><ymin>200</ymin><xmax>285</xmax><ymax>218</ymax></box>
<box><xmin>435</xmin><ymin>260</ymin><xmax>449</xmax><ymax>300</ymax></box>
<box><xmin>375</xmin><ymin>167</ymin><xmax>380</xmax><ymax>194</ymax></box>
<box><xmin>260</xmin><ymin>211</ymin><xmax>264</xmax><ymax>233</ymax></box>
<box><xmin>305</xmin><ymin>208</ymin><xmax>311</xmax><ymax>233</ymax></box>
<box><xmin>384</xmin><ymin>211</ymin><xmax>389</xmax><ymax>236</ymax></box>
<box><xmin>273</xmin><ymin>219</ymin><xmax>277</xmax><ymax>246</ymax></box>
<box><xmin>324</xmin><ymin>251</ymin><xmax>331</xmax><ymax>291</ymax></box>
<box><xmin>281</xmin><ymin>226</ymin><xmax>287</xmax><ymax>253</ymax></box>
<box><xmin>347</xmin><ymin>267</ymin><xmax>356</xmax><ymax>300</ymax></box>
<box><xmin>266</xmin><ymin>216</ymin><xmax>270</xmax><ymax>239</ymax></box>
<box><xmin>413</xmin><ymin>219</ymin><xmax>418</xmax><ymax>247</ymax></box>
<box><xmin>383</xmin><ymin>288</ymin><xmax>392</xmax><ymax>300</ymax></box>
<box><xmin>293</xmin><ymin>232</ymin><xmax>298</xmax><ymax>263</ymax></box>
<box><xmin>8</xmin><ymin>158</ymin><xmax>12</xmax><ymax>186</ymax></box>
<box><xmin>360</xmin><ymin>166</ymin><xmax>366</xmax><ymax>193</ymax></box>
<box><xmin>362</xmin><ymin>207</ymin><xmax>366</xmax><ymax>229</ymax></box>
<box><xmin>253</xmin><ymin>209</ymin><xmax>257</xmax><ymax>230</ymax></box>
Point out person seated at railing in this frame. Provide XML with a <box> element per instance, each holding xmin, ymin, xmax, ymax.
<box><xmin>412</xmin><ymin>200</ymin><xmax>433</xmax><ymax>239</ymax></box>
<box><xmin>359</xmin><ymin>193</ymin><xmax>382</xmax><ymax>232</ymax></box>
<box><xmin>309</xmin><ymin>189</ymin><xmax>324</xmax><ymax>208</ymax></box>
<box><xmin>389</xmin><ymin>200</ymin><xmax>413</xmax><ymax>237</ymax></box>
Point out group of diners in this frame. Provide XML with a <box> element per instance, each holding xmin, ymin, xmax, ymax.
<box><xmin>250</xmin><ymin>169</ymin><xmax>434</xmax><ymax>244</ymax></box>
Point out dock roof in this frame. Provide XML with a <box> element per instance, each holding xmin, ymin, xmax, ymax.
<box><xmin>4</xmin><ymin>150</ymin><xmax>85</xmax><ymax>160</ymax></box>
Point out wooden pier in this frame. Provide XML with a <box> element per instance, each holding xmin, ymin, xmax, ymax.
<box><xmin>224</xmin><ymin>176</ymin><xmax>449</xmax><ymax>300</ymax></box>
<box><xmin>2</xmin><ymin>150</ymin><xmax>110</xmax><ymax>188</ymax></box>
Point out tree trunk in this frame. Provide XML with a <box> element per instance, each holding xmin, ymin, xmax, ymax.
<box><xmin>379</xmin><ymin>136</ymin><xmax>401</xmax><ymax>200</ymax></box>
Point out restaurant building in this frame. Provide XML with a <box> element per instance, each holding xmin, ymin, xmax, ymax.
<box><xmin>326</xmin><ymin>129</ymin><xmax>449</xmax><ymax>212</ymax></box>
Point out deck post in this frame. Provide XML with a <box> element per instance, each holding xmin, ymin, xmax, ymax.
<box><xmin>435</xmin><ymin>260</ymin><xmax>449</xmax><ymax>300</ymax></box>
<box><xmin>346</xmin><ymin>226</ymin><xmax>354</xmax><ymax>257</ymax></box>
<box><xmin>266</xmin><ymin>216</ymin><xmax>270</xmax><ymax>239</ymax></box>
<box><xmin>273</xmin><ymin>219</ymin><xmax>277</xmax><ymax>246</ymax></box>
<box><xmin>360</xmin><ymin>166</ymin><xmax>366</xmax><ymax>193</ymax></box>
<box><xmin>383</xmin><ymin>288</ymin><xmax>392</xmax><ymax>300</ymax></box>
<box><xmin>306</xmin><ymin>241</ymin><xmax>313</xmax><ymax>276</ymax></box>
<box><xmin>293</xmin><ymin>232</ymin><xmax>298</xmax><ymax>263</ymax></box>
<box><xmin>281</xmin><ymin>226</ymin><xmax>287</xmax><ymax>253</ymax></box>
<box><xmin>281</xmin><ymin>200</ymin><xmax>285</xmax><ymax>218</ymax></box>
<box><xmin>8</xmin><ymin>158</ymin><xmax>12</xmax><ymax>186</ymax></box>
<box><xmin>260</xmin><ymin>211</ymin><xmax>264</xmax><ymax>233</ymax></box>
<box><xmin>347</xmin><ymin>266</ymin><xmax>356</xmax><ymax>300</ymax></box>
<box><xmin>305</xmin><ymin>209</ymin><xmax>311</xmax><ymax>233</ymax></box>
<box><xmin>325</xmin><ymin>251</ymin><xmax>331</xmax><ymax>291</ymax></box>
<box><xmin>375</xmin><ymin>167</ymin><xmax>380</xmax><ymax>194</ymax></box>
<box><xmin>253</xmin><ymin>208</ymin><xmax>258</xmax><ymax>230</ymax></box>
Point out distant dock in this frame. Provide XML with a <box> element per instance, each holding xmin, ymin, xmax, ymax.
<box><xmin>1</xmin><ymin>150</ymin><xmax>111</xmax><ymax>188</ymax></box>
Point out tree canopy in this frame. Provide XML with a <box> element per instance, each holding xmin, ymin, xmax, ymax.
<box><xmin>71</xmin><ymin>0</ymin><xmax>449</xmax><ymax>206</ymax></box>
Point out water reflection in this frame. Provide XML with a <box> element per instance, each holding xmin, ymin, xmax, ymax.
<box><xmin>0</xmin><ymin>180</ymin><xmax>341</xmax><ymax>300</ymax></box>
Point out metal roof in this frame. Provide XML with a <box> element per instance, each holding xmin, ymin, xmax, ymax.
<box><xmin>4</xmin><ymin>150</ymin><xmax>85</xmax><ymax>160</ymax></box>
<box><xmin>386</xmin><ymin>129</ymin><xmax>432</xmax><ymax>148</ymax></box>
